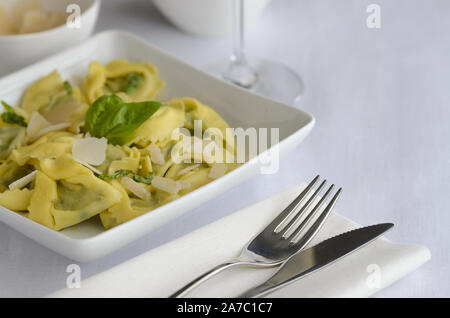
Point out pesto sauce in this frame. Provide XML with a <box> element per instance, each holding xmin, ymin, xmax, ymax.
<box><xmin>0</xmin><ymin>126</ymin><xmax>26</xmax><ymax>160</ymax></box>
<box><xmin>54</xmin><ymin>180</ymin><xmax>102</xmax><ymax>211</ymax></box>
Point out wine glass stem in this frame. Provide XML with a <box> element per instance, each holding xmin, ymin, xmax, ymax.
<box><xmin>225</xmin><ymin>0</ymin><xmax>257</xmax><ymax>88</ymax></box>
<box><xmin>232</xmin><ymin>0</ymin><xmax>246</xmax><ymax>63</ymax></box>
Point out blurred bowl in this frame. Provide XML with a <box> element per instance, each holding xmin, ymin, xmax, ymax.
<box><xmin>153</xmin><ymin>0</ymin><xmax>270</xmax><ymax>37</ymax></box>
<box><xmin>0</xmin><ymin>0</ymin><xmax>100</xmax><ymax>76</ymax></box>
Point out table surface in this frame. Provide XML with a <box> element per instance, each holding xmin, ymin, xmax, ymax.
<box><xmin>0</xmin><ymin>0</ymin><xmax>448</xmax><ymax>297</ymax></box>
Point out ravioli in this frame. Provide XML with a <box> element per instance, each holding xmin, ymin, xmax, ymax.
<box><xmin>0</xmin><ymin>188</ymin><xmax>32</xmax><ymax>211</ymax></box>
<box><xmin>99</xmin><ymin>180</ymin><xmax>177</xmax><ymax>229</ymax></box>
<box><xmin>19</xmin><ymin>69</ymin><xmax>89</xmax><ymax>137</ymax></box>
<box><xmin>11</xmin><ymin>131</ymin><xmax>74</xmax><ymax>166</ymax></box>
<box><xmin>28</xmin><ymin>168</ymin><xmax>122</xmax><ymax>231</ymax></box>
<box><xmin>21</xmin><ymin>70</ymin><xmax>63</xmax><ymax>115</ymax></box>
<box><xmin>183</xmin><ymin>97</ymin><xmax>236</xmax><ymax>155</ymax></box>
<box><xmin>82</xmin><ymin>59</ymin><xmax>164</xmax><ymax>104</ymax></box>
<box><xmin>99</xmin><ymin>180</ymin><xmax>151</xmax><ymax>229</ymax></box>
<box><xmin>128</xmin><ymin>99</ymin><xmax>185</xmax><ymax>146</ymax></box>
<box><xmin>21</xmin><ymin>70</ymin><xmax>84</xmax><ymax>115</ymax></box>
<box><xmin>0</xmin><ymin>59</ymin><xmax>239</xmax><ymax>231</ymax></box>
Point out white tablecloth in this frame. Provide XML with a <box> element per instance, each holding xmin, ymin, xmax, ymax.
<box><xmin>48</xmin><ymin>185</ymin><xmax>430</xmax><ymax>298</ymax></box>
<box><xmin>0</xmin><ymin>0</ymin><xmax>448</xmax><ymax>297</ymax></box>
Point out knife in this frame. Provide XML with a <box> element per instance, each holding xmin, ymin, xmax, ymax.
<box><xmin>239</xmin><ymin>222</ymin><xmax>394</xmax><ymax>298</ymax></box>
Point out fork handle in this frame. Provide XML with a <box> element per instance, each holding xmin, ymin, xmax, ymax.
<box><xmin>169</xmin><ymin>260</ymin><xmax>241</xmax><ymax>298</ymax></box>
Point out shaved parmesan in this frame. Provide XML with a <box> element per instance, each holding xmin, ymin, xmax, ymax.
<box><xmin>73</xmin><ymin>157</ymin><xmax>102</xmax><ymax>175</ymax></box>
<box><xmin>44</xmin><ymin>100</ymin><xmax>81</xmax><ymax>124</ymax></box>
<box><xmin>152</xmin><ymin>176</ymin><xmax>182</xmax><ymax>194</ymax></box>
<box><xmin>72</xmin><ymin>137</ymin><xmax>107</xmax><ymax>166</ymax></box>
<box><xmin>176</xmin><ymin>164</ymin><xmax>200</xmax><ymax>177</ymax></box>
<box><xmin>29</xmin><ymin>122</ymin><xmax>71</xmax><ymax>142</ymax></box>
<box><xmin>147</xmin><ymin>144</ymin><xmax>165</xmax><ymax>165</ymax></box>
<box><xmin>27</xmin><ymin>112</ymin><xmax>51</xmax><ymax>141</ymax></box>
<box><xmin>121</xmin><ymin>176</ymin><xmax>151</xmax><ymax>201</ymax></box>
<box><xmin>8</xmin><ymin>170</ymin><xmax>37</xmax><ymax>190</ymax></box>
<box><xmin>209</xmin><ymin>163</ymin><xmax>227</xmax><ymax>179</ymax></box>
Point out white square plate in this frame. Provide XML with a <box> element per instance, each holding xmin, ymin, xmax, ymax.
<box><xmin>0</xmin><ymin>31</ymin><xmax>314</xmax><ymax>262</ymax></box>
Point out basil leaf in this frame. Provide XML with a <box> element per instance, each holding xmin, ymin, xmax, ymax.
<box><xmin>133</xmin><ymin>172</ymin><xmax>154</xmax><ymax>185</ymax></box>
<box><xmin>85</xmin><ymin>94</ymin><xmax>161</xmax><ymax>145</ymax></box>
<box><xmin>63</xmin><ymin>81</ymin><xmax>73</xmax><ymax>95</ymax></box>
<box><xmin>97</xmin><ymin>169</ymin><xmax>132</xmax><ymax>180</ymax></box>
<box><xmin>1</xmin><ymin>101</ymin><xmax>14</xmax><ymax>113</ymax></box>
<box><xmin>1</xmin><ymin>101</ymin><xmax>27</xmax><ymax>127</ymax></box>
<box><xmin>97</xmin><ymin>169</ymin><xmax>154</xmax><ymax>185</ymax></box>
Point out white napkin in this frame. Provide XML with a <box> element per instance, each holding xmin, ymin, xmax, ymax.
<box><xmin>48</xmin><ymin>184</ymin><xmax>431</xmax><ymax>298</ymax></box>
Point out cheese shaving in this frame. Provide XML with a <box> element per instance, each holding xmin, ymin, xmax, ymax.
<box><xmin>30</xmin><ymin>122</ymin><xmax>71</xmax><ymax>142</ymax></box>
<box><xmin>8</xmin><ymin>170</ymin><xmax>37</xmax><ymax>190</ymax></box>
<box><xmin>72</xmin><ymin>136</ymin><xmax>107</xmax><ymax>166</ymax></box>
<box><xmin>44</xmin><ymin>100</ymin><xmax>81</xmax><ymax>124</ymax></box>
<box><xmin>152</xmin><ymin>176</ymin><xmax>182</xmax><ymax>194</ymax></box>
<box><xmin>121</xmin><ymin>176</ymin><xmax>151</xmax><ymax>201</ymax></box>
<box><xmin>176</xmin><ymin>164</ymin><xmax>200</xmax><ymax>177</ymax></box>
<box><xmin>27</xmin><ymin>112</ymin><xmax>51</xmax><ymax>141</ymax></box>
<box><xmin>72</xmin><ymin>157</ymin><xmax>102</xmax><ymax>175</ymax></box>
<box><xmin>147</xmin><ymin>144</ymin><xmax>165</xmax><ymax>165</ymax></box>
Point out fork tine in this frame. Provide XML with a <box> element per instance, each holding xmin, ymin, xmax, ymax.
<box><xmin>289</xmin><ymin>187</ymin><xmax>342</xmax><ymax>248</ymax></box>
<box><xmin>269</xmin><ymin>175</ymin><xmax>320</xmax><ymax>232</ymax></box>
<box><xmin>282</xmin><ymin>184</ymin><xmax>334</xmax><ymax>238</ymax></box>
<box><xmin>276</xmin><ymin>179</ymin><xmax>327</xmax><ymax>236</ymax></box>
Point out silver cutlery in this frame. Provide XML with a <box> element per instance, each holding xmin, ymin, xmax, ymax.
<box><xmin>239</xmin><ymin>223</ymin><xmax>394</xmax><ymax>298</ymax></box>
<box><xmin>170</xmin><ymin>175</ymin><xmax>342</xmax><ymax>297</ymax></box>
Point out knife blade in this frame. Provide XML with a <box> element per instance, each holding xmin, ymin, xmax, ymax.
<box><xmin>239</xmin><ymin>222</ymin><xmax>394</xmax><ymax>298</ymax></box>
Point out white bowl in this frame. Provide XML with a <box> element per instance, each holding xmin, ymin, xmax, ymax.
<box><xmin>0</xmin><ymin>0</ymin><xmax>100</xmax><ymax>76</ymax></box>
<box><xmin>0</xmin><ymin>31</ymin><xmax>314</xmax><ymax>262</ymax></box>
<box><xmin>153</xmin><ymin>0</ymin><xmax>271</xmax><ymax>37</ymax></box>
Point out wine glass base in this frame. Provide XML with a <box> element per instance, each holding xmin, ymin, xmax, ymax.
<box><xmin>205</xmin><ymin>57</ymin><xmax>304</xmax><ymax>104</ymax></box>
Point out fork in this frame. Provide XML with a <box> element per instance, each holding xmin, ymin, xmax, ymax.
<box><xmin>170</xmin><ymin>175</ymin><xmax>342</xmax><ymax>297</ymax></box>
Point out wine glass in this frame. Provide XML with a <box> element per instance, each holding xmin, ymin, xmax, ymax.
<box><xmin>206</xmin><ymin>0</ymin><xmax>304</xmax><ymax>104</ymax></box>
